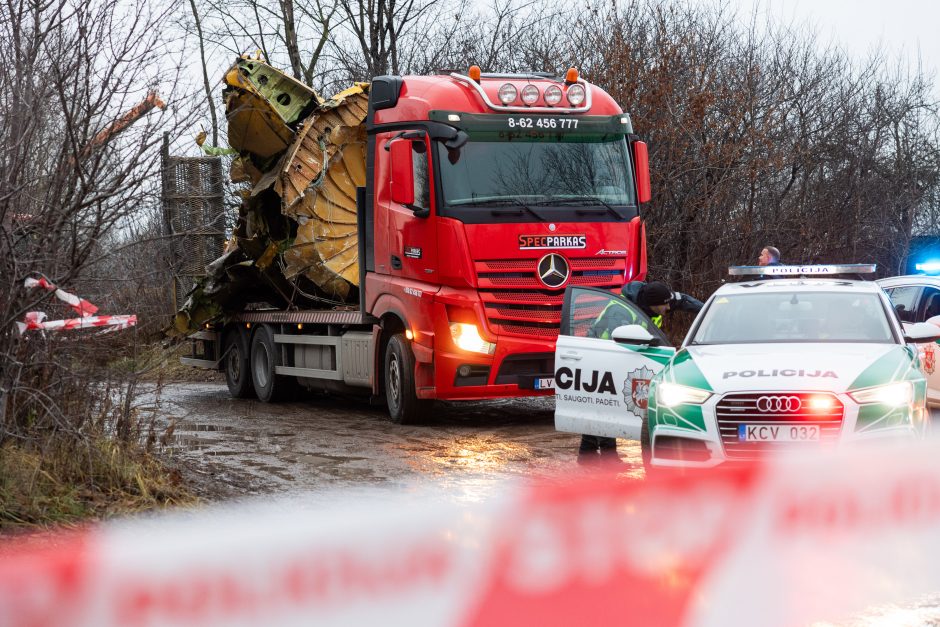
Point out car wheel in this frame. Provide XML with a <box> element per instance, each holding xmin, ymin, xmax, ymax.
<box><xmin>384</xmin><ymin>333</ymin><xmax>432</xmax><ymax>424</ymax></box>
<box><xmin>250</xmin><ymin>325</ymin><xmax>291</xmax><ymax>403</ymax></box>
<box><xmin>223</xmin><ymin>327</ymin><xmax>255</xmax><ymax>399</ymax></box>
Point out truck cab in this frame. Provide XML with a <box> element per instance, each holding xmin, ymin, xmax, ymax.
<box><xmin>365</xmin><ymin>68</ymin><xmax>651</xmax><ymax>420</ymax></box>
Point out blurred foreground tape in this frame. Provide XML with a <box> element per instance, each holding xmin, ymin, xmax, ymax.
<box><xmin>4</xmin><ymin>441</ymin><xmax>940</xmax><ymax>626</ymax></box>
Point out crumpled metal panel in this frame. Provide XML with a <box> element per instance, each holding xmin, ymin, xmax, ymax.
<box><xmin>222</xmin><ymin>58</ymin><xmax>320</xmax><ymax>160</ymax></box>
<box><xmin>275</xmin><ymin>85</ymin><xmax>369</xmax><ymax>297</ymax></box>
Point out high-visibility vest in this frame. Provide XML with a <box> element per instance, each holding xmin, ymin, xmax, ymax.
<box><xmin>594</xmin><ymin>299</ymin><xmax>663</xmax><ymax>339</ymax></box>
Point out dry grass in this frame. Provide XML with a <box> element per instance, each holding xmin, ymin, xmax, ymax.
<box><xmin>130</xmin><ymin>341</ymin><xmax>223</xmax><ymax>384</ymax></box>
<box><xmin>0</xmin><ymin>436</ymin><xmax>196</xmax><ymax>530</ymax></box>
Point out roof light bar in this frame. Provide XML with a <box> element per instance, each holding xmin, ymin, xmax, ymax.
<box><xmin>915</xmin><ymin>261</ymin><xmax>940</xmax><ymax>274</ymax></box>
<box><xmin>728</xmin><ymin>264</ymin><xmax>877</xmax><ymax>276</ymax></box>
<box><xmin>449</xmin><ymin>73</ymin><xmax>593</xmax><ymax>113</ymax></box>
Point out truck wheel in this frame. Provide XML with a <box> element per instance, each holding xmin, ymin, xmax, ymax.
<box><xmin>250</xmin><ymin>325</ymin><xmax>290</xmax><ymax>403</ymax></box>
<box><xmin>640</xmin><ymin>414</ymin><xmax>653</xmax><ymax>474</ymax></box>
<box><xmin>384</xmin><ymin>333</ymin><xmax>432</xmax><ymax>424</ymax></box>
<box><xmin>223</xmin><ymin>328</ymin><xmax>254</xmax><ymax>399</ymax></box>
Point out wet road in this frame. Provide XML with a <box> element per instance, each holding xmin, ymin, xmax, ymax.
<box><xmin>143</xmin><ymin>383</ymin><xmax>644</xmax><ymax>502</ymax></box>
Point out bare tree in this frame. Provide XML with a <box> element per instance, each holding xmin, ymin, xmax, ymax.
<box><xmin>190</xmin><ymin>0</ymin><xmax>221</xmax><ymax>145</ymax></box>
<box><xmin>186</xmin><ymin>0</ymin><xmax>337</xmax><ymax>86</ymax></box>
<box><xmin>0</xmin><ymin>0</ymin><xmax>197</xmax><ymax>518</ymax></box>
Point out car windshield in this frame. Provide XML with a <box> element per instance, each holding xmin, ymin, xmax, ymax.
<box><xmin>690</xmin><ymin>291</ymin><xmax>895</xmax><ymax>344</ymax></box>
<box><xmin>435</xmin><ymin>137</ymin><xmax>636</xmax><ymax>209</ymax></box>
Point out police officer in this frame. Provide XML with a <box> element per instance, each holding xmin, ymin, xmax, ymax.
<box><xmin>758</xmin><ymin>246</ymin><xmax>782</xmax><ymax>267</ymax></box>
<box><xmin>579</xmin><ymin>280</ymin><xmax>704</xmax><ymax>464</ymax></box>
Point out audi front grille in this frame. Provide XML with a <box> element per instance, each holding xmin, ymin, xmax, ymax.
<box><xmin>715</xmin><ymin>392</ymin><xmax>844</xmax><ymax>460</ymax></box>
<box><xmin>476</xmin><ymin>257</ymin><xmax>625</xmax><ymax>338</ymax></box>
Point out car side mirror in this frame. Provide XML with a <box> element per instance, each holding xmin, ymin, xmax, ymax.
<box><xmin>389</xmin><ymin>139</ymin><xmax>415</xmax><ymax>206</ymax></box>
<box><xmin>611</xmin><ymin>324</ymin><xmax>662</xmax><ymax>347</ymax></box>
<box><xmin>903</xmin><ymin>322</ymin><xmax>940</xmax><ymax>344</ymax></box>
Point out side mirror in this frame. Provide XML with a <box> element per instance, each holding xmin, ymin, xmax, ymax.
<box><xmin>632</xmin><ymin>140</ymin><xmax>651</xmax><ymax>204</ymax></box>
<box><xmin>389</xmin><ymin>139</ymin><xmax>414</xmax><ymax>206</ymax></box>
<box><xmin>903</xmin><ymin>322</ymin><xmax>940</xmax><ymax>344</ymax></box>
<box><xmin>611</xmin><ymin>324</ymin><xmax>661</xmax><ymax>346</ymax></box>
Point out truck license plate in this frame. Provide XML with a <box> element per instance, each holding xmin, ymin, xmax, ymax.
<box><xmin>535</xmin><ymin>377</ymin><xmax>555</xmax><ymax>390</ymax></box>
<box><xmin>738</xmin><ymin>424</ymin><xmax>820</xmax><ymax>442</ymax></box>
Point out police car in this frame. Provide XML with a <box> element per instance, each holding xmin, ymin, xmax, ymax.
<box><xmin>878</xmin><ymin>269</ymin><xmax>940</xmax><ymax>419</ymax></box>
<box><xmin>554</xmin><ymin>265</ymin><xmax>940</xmax><ymax>469</ymax></box>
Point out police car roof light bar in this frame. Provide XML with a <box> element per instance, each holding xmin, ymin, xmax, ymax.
<box><xmin>915</xmin><ymin>261</ymin><xmax>940</xmax><ymax>274</ymax></box>
<box><xmin>728</xmin><ymin>264</ymin><xmax>877</xmax><ymax>277</ymax></box>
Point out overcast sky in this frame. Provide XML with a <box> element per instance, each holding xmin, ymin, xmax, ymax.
<box><xmin>727</xmin><ymin>0</ymin><xmax>939</xmax><ymax>84</ymax></box>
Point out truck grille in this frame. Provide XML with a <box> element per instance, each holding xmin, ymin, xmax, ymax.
<box><xmin>476</xmin><ymin>257</ymin><xmax>625</xmax><ymax>338</ymax></box>
<box><xmin>715</xmin><ymin>392</ymin><xmax>844</xmax><ymax>461</ymax></box>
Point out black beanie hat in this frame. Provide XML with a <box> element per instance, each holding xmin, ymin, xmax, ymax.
<box><xmin>638</xmin><ymin>281</ymin><xmax>673</xmax><ymax>308</ymax></box>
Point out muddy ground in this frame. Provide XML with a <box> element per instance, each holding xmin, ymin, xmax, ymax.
<box><xmin>141</xmin><ymin>383</ymin><xmax>644</xmax><ymax>503</ymax></box>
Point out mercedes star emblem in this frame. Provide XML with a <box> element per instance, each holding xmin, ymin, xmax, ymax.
<box><xmin>537</xmin><ymin>253</ymin><xmax>570</xmax><ymax>289</ymax></box>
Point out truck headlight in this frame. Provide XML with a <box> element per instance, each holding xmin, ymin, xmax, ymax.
<box><xmin>566</xmin><ymin>83</ymin><xmax>586</xmax><ymax>106</ymax></box>
<box><xmin>657</xmin><ymin>382</ymin><xmax>712</xmax><ymax>407</ymax></box>
<box><xmin>498</xmin><ymin>83</ymin><xmax>517</xmax><ymax>105</ymax></box>
<box><xmin>450</xmin><ymin>323</ymin><xmax>496</xmax><ymax>355</ymax></box>
<box><xmin>849</xmin><ymin>381</ymin><xmax>913</xmax><ymax>406</ymax></box>
<box><xmin>544</xmin><ymin>85</ymin><xmax>563</xmax><ymax>106</ymax></box>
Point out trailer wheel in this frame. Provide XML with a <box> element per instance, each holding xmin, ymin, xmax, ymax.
<box><xmin>250</xmin><ymin>325</ymin><xmax>290</xmax><ymax>403</ymax></box>
<box><xmin>384</xmin><ymin>333</ymin><xmax>432</xmax><ymax>424</ymax></box>
<box><xmin>223</xmin><ymin>328</ymin><xmax>254</xmax><ymax>399</ymax></box>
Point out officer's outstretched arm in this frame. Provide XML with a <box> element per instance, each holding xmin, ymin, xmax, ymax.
<box><xmin>672</xmin><ymin>292</ymin><xmax>704</xmax><ymax>313</ymax></box>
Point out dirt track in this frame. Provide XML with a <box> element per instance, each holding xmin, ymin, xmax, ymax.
<box><xmin>143</xmin><ymin>383</ymin><xmax>644</xmax><ymax>502</ymax></box>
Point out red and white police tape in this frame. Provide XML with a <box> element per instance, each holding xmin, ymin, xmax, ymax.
<box><xmin>18</xmin><ymin>277</ymin><xmax>136</xmax><ymax>335</ymax></box>
<box><xmin>24</xmin><ymin>277</ymin><xmax>98</xmax><ymax>317</ymax></box>
<box><xmin>3</xmin><ymin>441</ymin><xmax>940</xmax><ymax>626</ymax></box>
<box><xmin>15</xmin><ymin>312</ymin><xmax>137</xmax><ymax>335</ymax></box>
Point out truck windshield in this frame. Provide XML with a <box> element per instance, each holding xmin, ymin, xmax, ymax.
<box><xmin>434</xmin><ymin>136</ymin><xmax>636</xmax><ymax>220</ymax></box>
<box><xmin>690</xmin><ymin>292</ymin><xmax>896</xmax><ymax>345</ymax></box>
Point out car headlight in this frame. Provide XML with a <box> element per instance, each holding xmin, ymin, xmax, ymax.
<box><xmin>449</xmin><ymin>322</ymin><xmax>496</xmax><ymax>355</ymax></box>
<box><xmin>657</xmin><ymin>382</ymin><xmax>712</xmax><ymax>407</ymax></box>
<box><xmin>848</xmin><ymin>381</ymin><xmax>913</xmax><ymax>406</ymax></box>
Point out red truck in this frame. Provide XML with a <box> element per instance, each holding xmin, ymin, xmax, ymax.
<box><xmin>184</xmin><ymin>67</ymin><xmax>650</xmax><ymax>423</ymax></box>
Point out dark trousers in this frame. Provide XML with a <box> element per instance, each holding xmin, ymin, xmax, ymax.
<box><xmin>579</xmin><ymin>434</ymin><xmax>617</xmax><ymax>454</ymax></box>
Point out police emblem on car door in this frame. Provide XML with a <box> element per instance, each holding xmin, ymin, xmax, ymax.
<box><xmin>554</xmin><ymin>287</ymin><xmax>676</xmax><ymax>439</ymax></box>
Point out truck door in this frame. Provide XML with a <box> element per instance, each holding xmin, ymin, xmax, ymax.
<box><xmin>386</xmin><ymin>134</ymin><xmax>438</xmax><ymax>281</ymax></box>
<box><xmin>554</xmin><ymin>286</ymin><xmax>676</xmax><ymax>439</ymax></box>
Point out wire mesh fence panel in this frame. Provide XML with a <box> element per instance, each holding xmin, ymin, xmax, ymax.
<box><xmin>161</xmin><ymin>149</ymin><xmax>226</xmax><ymax>310</ymax></box>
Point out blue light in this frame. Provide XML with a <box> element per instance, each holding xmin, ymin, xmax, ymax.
<box><xmin>915</xmin><ymin>260</ymin><xmax>940</xmax><ymax>274</ymax></box>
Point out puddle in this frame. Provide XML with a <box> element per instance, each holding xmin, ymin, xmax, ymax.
<box><xmin>175</xmin><ymin>423</ymin><xmax>235</xmax><ymax>432</ymax></box>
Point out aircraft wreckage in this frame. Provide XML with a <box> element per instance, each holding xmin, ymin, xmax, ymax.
<box><xmin>173</xmin><ymin>58</ymin><xmax>368</xmax><ymax>334</ymax></box>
